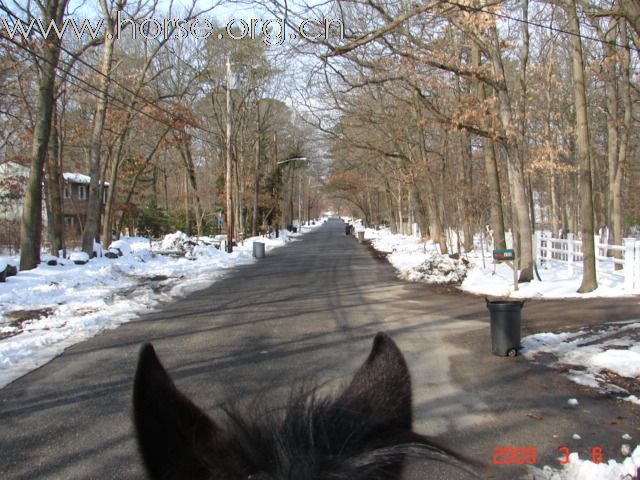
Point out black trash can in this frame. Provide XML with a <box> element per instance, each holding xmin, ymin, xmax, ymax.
<box><xmin>486</xmin><ymin>299</ymin><xmax>524</xmax><ymax>357</ymax></box>
<box><xmin>345</xmin><ymin>224</ymin><xmax>351</xmax><ymax>235</ymax></box>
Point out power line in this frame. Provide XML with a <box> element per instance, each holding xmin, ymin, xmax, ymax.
<box><xmin>440</xmin><ymin>0</ymin><xmax>640</xmax><ymax>54</ymax></box>
<box><xmin>56</xmin><ymin>41</ymin><xmax>216</xmax><ymax>136</ymax></box>
<box><xmin>0</xmin><ymin>6</ymin><xmax>223</xmax><ymax>136</ymax></box>
<box><xmin>0</xmin><ymin>32</ymin><xmax>222</xmax><ymax>148</ymax></box>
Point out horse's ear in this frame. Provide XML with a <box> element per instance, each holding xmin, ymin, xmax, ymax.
<box><xmin>133</xmin><ymin>343</ymin><xmax>219</xmax><ymax>480</ymax></box>
<box><xmin>341</xmin><ymin>332</ymin><xmax>413</xmax><ymax>430</ymax></box>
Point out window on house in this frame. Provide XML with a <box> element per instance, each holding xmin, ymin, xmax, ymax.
<box><xmin>64</xmin><ymin>217</ymin><xmax>74</xmax><ymax>227</ymax></box>
<box><xmin>78</xmin><ymin>185</ymin><xmax>87</xmax><ymax>200</ymax></box>
<box><xmin>63</xmin><ymin>186</ymin><xmax>71</xmax><ymax>199</ymax></box>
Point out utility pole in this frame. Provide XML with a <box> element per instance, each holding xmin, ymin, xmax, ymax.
<box><xmin>272</xmin><ymin>131</ymin><xmax>279</xmax><ymax>238</ymax></box>
<box><xmin>252</xmin><ymin>100</ymin><xmax>260</xmax><ymax>237</ymax></box>
<box><xmin>225</xmin><ymin>57</ymin><xmax>234</xmax><ymax>253</ymax></box>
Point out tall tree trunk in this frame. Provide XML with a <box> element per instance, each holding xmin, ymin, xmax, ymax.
<box><xmin>519</xmin><ymin>0</ymin><xmax>532</xmax><ymax>236</ymax></box>
<box><xmin>20</xmin><ymin>0</ymin><xmax>68</xmax><ymax>270</ymax></box>
<box><xmin>45</xmin><ymin>98</ymin><xmax>65</xmax><ymax>256</ymax></box>
<box><xmin>471</xmin><ymin>39</ymin><xmax>506</xmax><ymax>250</ymax></box>
<box><xmin>543</xmin><ymin>44</ymin><xmax>559</xmax><ymax>236</ymax></box>
<box><xmin>271</xmin><ymin>131</ymin><xmax>279</xmax><ymax>238</ymax></box>
<box><xmin>486</xmin><ymin>20</ymin><xmax>534</xmax><ymax>282</ymax></box>
<box><xmin>613</xmin><ymin>20</ymin><xmax>632</xmax><ymax>252</ymax></box>
<box><xmin>177</xmin><ymin>139</ymin><xmax>203</xmax><ymax>237</ymax></box>
<box><xmin>603</xmin><ymin>17</ymin><xmax>619</xmax><ymax>240</ymax></box>
<box><xmin>549</xmin><ymin>174</ymin><xmax>559</xmax><ymax>235</ymax></box>
<box><xmin>82</xmin><ymin>1</ymin><xmax>116</xmax><ymax>255</ymax></box>
<box><xmin>567</xmin><ymin>0</ymin><xmax>597</xmax><ymax>293</ymax></box>
<box><xmin>396</xmin><ymin>181</ymin><xmax>403</xmax><ymax>234</ymax></box>
<box><xmin>460</xmin><ymin>131</ymin><xmax>474</xmax><ymax>251</ymax></box>
<box><xmin>102</xmin><ymin>144</ymin><xmax>123</xmax><ymax>245</ymax></box>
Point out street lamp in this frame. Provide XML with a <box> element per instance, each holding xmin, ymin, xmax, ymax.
<box><xmin>277</xmin><ymin>156</ymin><xmax>307</xmax><ymax>165</ymax></box>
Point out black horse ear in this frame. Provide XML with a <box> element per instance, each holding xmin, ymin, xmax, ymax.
<box><xmin>341</xmin><ymin>332</ymin><xmax>413</xmax><ymax>431</ymax></box>
<box><xmin>133</xmin><ymin>344</ymin><xmax>219</xmax><ymax>480</ymax></box>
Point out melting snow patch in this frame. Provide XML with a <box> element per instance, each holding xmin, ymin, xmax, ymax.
<box><xmin>522</xmin><ymin>323</ymin><xmax>640</xmax><ymax>396</ymax></box>
<box><xmin>533</xmin><ymin>445</ymin><xmax>640</xmax><ymax>480</ymax></box>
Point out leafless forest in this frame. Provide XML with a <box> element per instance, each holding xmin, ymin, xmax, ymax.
<box><xmin>0</xmin><ymin>0</ymin><xmax>638</xmax><ymax>292</ymax></box>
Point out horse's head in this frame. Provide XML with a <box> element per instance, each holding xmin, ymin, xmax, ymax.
<box><xmin>133</xmin><ymin>332</ymin><xmax>468</xmax><ymax>479</ymax></box>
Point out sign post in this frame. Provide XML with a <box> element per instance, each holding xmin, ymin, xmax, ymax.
<box><xmin>493</xmin><ymin>249</ymin><xmax>518</xmax><ymax>291</ymax></box>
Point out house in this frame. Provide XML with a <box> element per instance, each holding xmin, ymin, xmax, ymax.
<box><xmin>0</xmin><ymin>161</ymin><xmax>29</xmax><ymax>253</ymax></box>
<box><xmin>0</xmin><ymin>166</ymin><xmax>109</xmax><ymax>244</ymax></box>
<box><xmin>62</xmin><ymin>172</ymin><xmax>109</xmax><ymax>237</ymax></box>
<box><xmin>0</xmin><ymin>161</ymin><xmax>29</xmax><ymax>222</ymax></box>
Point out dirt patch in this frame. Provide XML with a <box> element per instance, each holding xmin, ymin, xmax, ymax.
<box><xmin>4</xmin><ymin>307</ymin><xmax>55</xmax><ymax>324</ymax></box>
<box><xmin>364</xmin><ymin>240</ymin><xmax>390</xmax><ymax>263</ymax></box>
<box><xmin>1</xmin><ymin>307</ymin><xmax>56</xmax><ymax>340</ymax></box>
<box><xmin>600</xmin><ymin>370</ymin><xmax>640</xmax><ymax>398</ymax></box>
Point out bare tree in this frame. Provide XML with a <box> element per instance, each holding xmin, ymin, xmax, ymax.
<box><xmin>10</xmin><ymin>0</ymin><xmax>69</xmax><ymax>270</ymax></box>
<box><xmin>567</xmin><ymin>0</ymin><xmax>597</xmax><ymax>293</ymax></box>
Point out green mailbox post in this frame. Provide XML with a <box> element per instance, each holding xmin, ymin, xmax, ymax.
<box><xmin>493</xmin><ymin>249</ymin><xmax>515</xmax><ymax>261</ymax></box>
<box><xmin>493</xmin><ymin>248</ymin><xmax>518</xmax><ymax>291</ymax></box>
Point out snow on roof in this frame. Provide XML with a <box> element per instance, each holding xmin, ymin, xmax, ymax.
<box><xmin>63</xmin><ymin>172</ymin><xmax>109</xmax><ymax>186</ymax></box>
<box><xmin>63</xmin><ymin>172</ymin><xmax>91</xmax><ymax>184</ymax></box>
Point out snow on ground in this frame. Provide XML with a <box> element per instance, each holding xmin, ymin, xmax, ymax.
<box><xmin>523</xmin><ymin>324</ymin><xmax>640</xmax><ymax>478</ymax></box>
<box><xmin>363</xmin><ymin>227</ymin><xmax>469</xmax><ymax>284</ymax></box>
<box><xmin>522</xmin><ymin>322</ymin><xmax>640</xmax><ymax>405</ymax></box>
<box><xmin>462</xmin><ymin>255</ymin><xmax>633</xmax><ymax>299</ymax></box>
<box><xmin>348</xmin><ymin>220</ymin><xmax>636</xmax><ymax>299</ymax></box>
<box><xmin>532</xmin><ymin>446</ymin><xmax>640</xmax><ymax>480</ymax></box>
<box><xmin>0</xmin><ymin>220</ymin><xmax>326</xmax><ymax>389</ymax></box>
<box><xmin>354</xmin><ymin>222</ymin><xmax>640</xmax><ymax>479</ymax></box>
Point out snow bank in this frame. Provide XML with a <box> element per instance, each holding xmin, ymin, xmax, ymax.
<box><xmin>109</xmin><ymin>239</ymin><xmax>132</xmax><ymax>256</ymax></box>
<box><xmin>364</xmin><ymin>228</ymin><xmax>469</xmax><ymax>285</ymax></box>
<box><xmin>160</xmin><ymin>231</ymin><xmax>192</xmax><ymax>250</ymax></box>
<box><xmin>356</xmin><ymin>219</ymin><xmax>634</xmax><ymax>298</ymax></box>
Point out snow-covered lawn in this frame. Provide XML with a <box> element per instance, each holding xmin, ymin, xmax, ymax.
<box><xmin>358</xmin><ymin>223</ymin><xmax>635</xmax><ymax>298</ymax></box>
<box><xmin>357</xmin><ymin>223</ymin><xmax>640</xmax><ymax>479</ymax></box>
<box><xmin>0</xmin><ymin>221</ymin><xmax>325</xmax><ymax>389</ymax></box>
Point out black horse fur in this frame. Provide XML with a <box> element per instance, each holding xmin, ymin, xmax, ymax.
<box><xmin>133</xmin><ymin>332</ymin><xmax>479</xmax><ymax>479</ymax></box>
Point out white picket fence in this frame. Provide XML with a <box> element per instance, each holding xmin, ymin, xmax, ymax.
<box><xmin>535</xmin><ymin>233</ymin><xmax>640</xmax><ymax>292</ymax></box>
<box><xmin>472</xmin><ymin>231</ymin><xmax>640</xmax><ymax>292</ymax></box>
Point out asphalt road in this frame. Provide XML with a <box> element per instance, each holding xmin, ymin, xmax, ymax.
<box><xmin>0</xmin><ymin>218</ymin><xmax>638</xmax><ymax>479</ymax></box>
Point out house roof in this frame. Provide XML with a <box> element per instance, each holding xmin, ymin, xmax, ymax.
<box><xmin>63</xmin><ymin>172</ymin><xmax>109</xmax><ymax>186</ymax></box>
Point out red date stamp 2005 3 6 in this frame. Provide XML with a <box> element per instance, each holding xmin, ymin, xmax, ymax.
<box><xmin>492</xmin><ymin>446</ymin><xmax>605</xmax><ymax>465</ymax></box>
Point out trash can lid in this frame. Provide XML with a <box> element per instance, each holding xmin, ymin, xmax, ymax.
<box><xmin>485</xmin><ymin>299</ymin><xmax>525</xmax><ymax>310</ymax></box>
